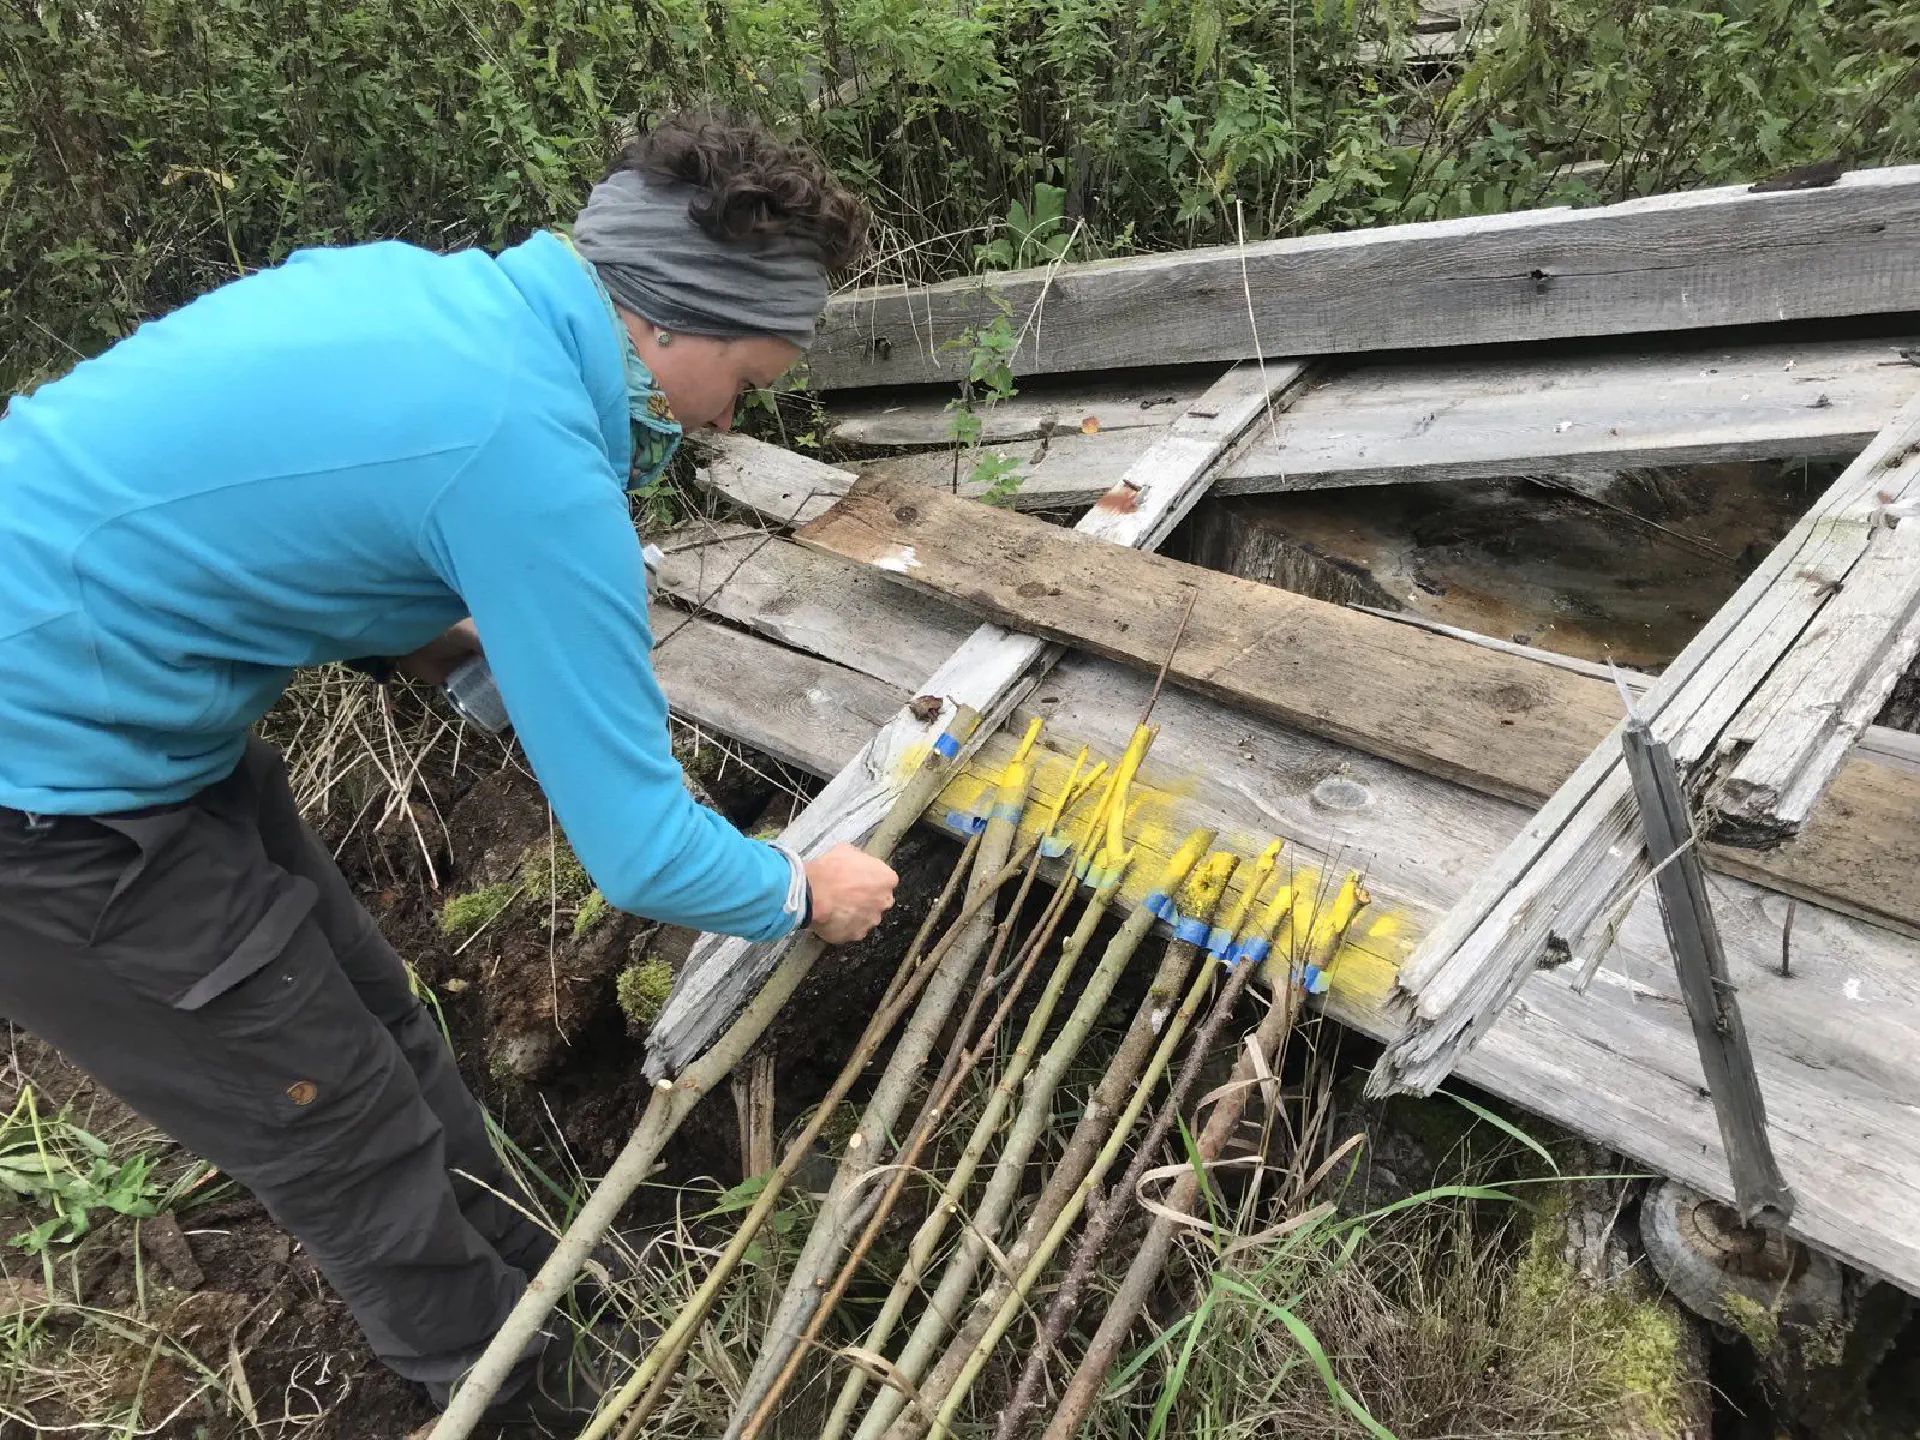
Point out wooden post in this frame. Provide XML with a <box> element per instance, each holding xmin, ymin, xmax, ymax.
<box><xmin>1622</xmin><ymin>718</ymin><xmax>1794</xmax><ymax>1228</ymax></box>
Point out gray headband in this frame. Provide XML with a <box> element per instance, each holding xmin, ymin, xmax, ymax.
<box><xmin>571</xmin><ymin>169</ymin><xmax>827</xmax><ymax>350</ymax></box>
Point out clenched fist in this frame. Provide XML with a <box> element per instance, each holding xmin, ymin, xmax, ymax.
<box><xmin>804</xmin><ymin>844</ymin><xmax>899</xmax><ymax>944</ymax></box>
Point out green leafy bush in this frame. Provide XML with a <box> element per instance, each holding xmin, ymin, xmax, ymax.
<box><xmin>4</xmin><ymin>0</ymin><xmax>1915</xmax><ymax>397</ymax></box>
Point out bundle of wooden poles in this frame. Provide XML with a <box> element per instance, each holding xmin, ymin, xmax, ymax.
<box><xmin>613</xmin><ymin>709</ymin><xmax>1372</xmax><ymax>1439</ymax></box>
<box><xmin>432</xmin><ymin>708</ymin><xmax>1370</xmax><ymax>1440</ymax></box>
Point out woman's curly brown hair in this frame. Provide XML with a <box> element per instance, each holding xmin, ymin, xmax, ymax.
<box><xmin>614</xmin><ymin>111</ymin><xmax>869</xmax><ymax>273</ymax></box>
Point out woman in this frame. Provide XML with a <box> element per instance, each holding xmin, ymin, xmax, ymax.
<box><xmin>0</xmin><ymin>112</ymin><xmax>898</xmax><ymax>1427</ymax></box>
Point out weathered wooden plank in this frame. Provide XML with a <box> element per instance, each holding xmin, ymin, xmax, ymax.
<box><xmin>647</xmin><ymin>364</ymin><xmax>1312</xmax><ymax>1081</ymax></box>
<box><xmin>810</xmin><ymin>166</ymin><xmax>1920</xmax><ymax>390</ymax></box>
<box><xmin>824</xmin><ymin>369</ymin><xmax>1214</xmax><ymax>447</ymax></box>
<box><xmin>1709</xmin><ymin>412</ymin><xmax>1920</xmax><ymax>838</ymax></box>
<box><xmin>651</xmin><ymin>612</ymin><xmax>899</xmax><ymax>776</ymax></box>
<box><xmin>646</xmin><ymin>556</ymin><xmax>1920</xmax><ymax>1293</ymax></box>
<box><xmin>789</xmin><ymin>471</ymin><xmax>1920</xmax><ymax>934</ymax></box>
<box><xmin>655</xmin><ymin>528</ymin><xmax>965</xmax><ymax>690</ymax></box>
<box><xmin>796</xmin><ymin>471</ymin><xmax>1617</xmax><ymax>806</ymax></box>
<box><xmin>692</xmin><ymin>439</ymin><xmax>858</xmax><ymax>530</ymax></box>
<box><xmin>1353</xmin><ymin>603</ymin><xmax>1920</xmax><ymax>775</ymax></box>
<box><xmin>1372</xmin><ymin>398</ymin><xmax>1920</xmax><ymax>1097</ymax></box>
<box><xmin>844</xmin><ymin>336</ymin><xmax>1920</xmax><ymax>509</ymax></box>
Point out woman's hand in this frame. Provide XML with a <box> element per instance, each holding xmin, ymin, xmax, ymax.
<box><xmin>804</xmin><ymin>844</ymin><xmax>899</xmax><ymax>945</ymax></box>
<box><xmin>396</xmin><ymin>619</ymin><xmax>481</xmax><ymax>685</ymax></box>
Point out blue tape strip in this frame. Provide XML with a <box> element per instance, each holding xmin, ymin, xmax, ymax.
<box><xmin>932</xmin><ymin>731</ymin><xmax>960</xmax><ymax>759</ymax></box>
<box><xmin>989</xmin><ymin>802</ymin><xmax>1024</xmax><ymax>824</ymax></box>
<box><xmin>1039</xmin><ymin>834</ymin><xmax>1070</xmax><ymax>858</ymax></box>
<box><xmin>1173</xmin><ymin>915</ymin><xmax>1211</xmax><ymax>945</ymax></box>
<box><xmin>1302</xmin><ymin>963</ymin><xmax>1330</xmax><ymax>995</ymax></box>
<box><xmin>1236</xmin><ymin>937</ymin><xmax>1272</xmax><ymax>968</ymax></box>
<box><xmin>943</xmin><ymin>809</ymin><xmax>987</xmax><ymax>835</ymax></box>
<box><xmin>1205</xmin><ymin>925</ymin><xmax>1235</xmax><ymax>958</ymax></box>
<box><xmin>1143</xmin><ymin>891</ymin><xmax>1173</xmax><ymax>920</ymax></box>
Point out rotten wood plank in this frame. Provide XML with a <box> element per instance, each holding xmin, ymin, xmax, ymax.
<box><xmin>645</xmin><ymin>363</ymin><xmax>1312</xmax><ymax>1081</ymax></box>
<box><xmin>810</xmin><ymin>166</ymin><xmax>1920</xmax><ymax>389</ymax></box>
<box><xmin>788</xmin><ymin>471</ymin><xmax>1920</xmax><ymax>934</ymax></box>
<box><xmin>1372</xmin><ymin>398</ymin><xmax>1920</xmax><ymax>1097</ymax></box>
<box><xmin>644</xmin><ymin>540</ymin><xmax>1920</xmax><ymax>1294</ymax></box>
<box><xmin>844</xmin><ymin>336</ymin><xmax>1920</xmax><ymax>509</ymax></box>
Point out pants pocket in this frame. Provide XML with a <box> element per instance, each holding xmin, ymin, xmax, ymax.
<box><xmin>85</xmin><ymin>804</ymin><xmax>380</xmax><ymax>1125</ymax></box>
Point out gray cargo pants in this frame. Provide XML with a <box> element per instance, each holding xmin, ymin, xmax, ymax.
<box><xmin>0</xmin><ymin>738</ymin><xmax>552</xmax><ymax>1401</ymax></box>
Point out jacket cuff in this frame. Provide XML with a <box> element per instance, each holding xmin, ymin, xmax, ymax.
<box><xmin>773</xmin><ymin>844</ymin><xmax>811</xmax><ymax>934</ymax></box>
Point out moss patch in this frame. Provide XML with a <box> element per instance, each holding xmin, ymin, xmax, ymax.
<box><xmin>572</xmin><ymin>889</ymin><xmax>610</xmax><ymax>939</ymax></box>
<box><xmin>519</xmin><ymin>839</ymin><xmax>592</xmax><ymax>905</ymax></box>
<box><xmin>439</xmin><ymin>882</ymin><xmax>517</xmax><ymax>937</ymax></box>
<box><xmin>1724</xmin><ymin>1291</ymin><xmax>1780</xmax><ymax>1355</ymax></box>
<box><xmin>1511</xmin><ymin>1193</ymin><xmax>1691</xmax><ymax>1437</ymax></box>
<box><xmin>616</xmin><ymin>957</ymin><xmax>674</xmax><ymax>1030</ymax></box>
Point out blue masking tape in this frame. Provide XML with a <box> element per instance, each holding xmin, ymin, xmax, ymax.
<box><xmin>1205</xmin><ymin>925</ymin><xmax>1235</xmax><ymax>958</ymax></box>
<box><xmin>1143</xmin><ymin>891</ymin><xmax>1174</xmax><ymax>920</ymax></box>
<box><xmin>932</xmin><ymin>731</ymin><xmax>961</xmax><ymax>759</ymax></box>
<box><xmin>1235</xmin><ymin>936</ymin><xmax>1272</xmax><ymax>968</ymax></box>
<box><xmin>943</xmin><ymin>809</ymin><xmax>987</xmax><ymax>835</ymax></box>
<box><xmin>1038</xmin><ymin>834</ymin><xmax>1071</xmax><ymax>858</ymax></box>
<box><xmin>989</xmin><ymin>802</ymin><xmax>1024</xmax><ymax>824</ymax></box>
<box><xmin>1173</xmin><ymin>915</ymin><xmax>1211</xmax><ymax>946</ymax></box>
<box><xmin>1301</xmin><ymin>963</ymin><xmax>1330</xmax><ymax>995</ymax></box>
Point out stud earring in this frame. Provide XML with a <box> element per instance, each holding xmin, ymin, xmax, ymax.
<box><xmin>655</xmin><ymin>331</ymin><xmax>673</xmax><ymax>347</ymax></box>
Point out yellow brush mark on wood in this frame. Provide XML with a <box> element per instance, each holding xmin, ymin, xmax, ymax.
<box><xmin>930</xmin><ymin>735</ymin><xmax>1423</xmax><ymax>1021</ymax></box>
<box><xmin>1177</xmin><ymin>851</ymin><xmax>1241</xmax><ymax>915</ymax></box>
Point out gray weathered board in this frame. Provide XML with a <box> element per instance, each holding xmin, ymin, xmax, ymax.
<box><xmin>835</xmin><ymin>336</ymin><xmax>1920</xmax><ymax>509</ymax></box>
<box><xmin>778</xmin><ymin>469</ymin><xmax>1920</xmax><ymax>936</ymax></box>
<box><xmin>1373</xmin><ymin>398</ymin><xmax>1920</xmax><ymax>1097</ymax></box>
<box><xmin>810</xmin><ymin>165</ymin><xmax>1920</xmax><ymax>389</ymax></box>
<box><xmin>648</xmin><ymin>528</ymin><xmax>1920</xmax><ymax>1294</ymax></box>
<box><xmin>645</xmin><ymin>364</ymin><xmax>1310</xmax><ymax>1079</ymax></box>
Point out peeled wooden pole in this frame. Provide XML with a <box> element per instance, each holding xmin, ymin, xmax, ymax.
<box><xmin>720</xmin><ymin>746</ymin><xmax>1037</xmax><ymax>1440</ymax></box>
<box><xmin>1039</xmin><ymin>876</ymin><xmax>1370</xmax><ymax>1440</ymax></box>
<box><xmin>821</xmin><ymin>843</ymin><xmax>1128</xmax><ymax>1440</ymax></box>
<box><xmin>995</xmin><ymin>849</ymin><xmax>1279</xmax><ymax>1439</ymax></box>
<box><xmin>907</xmin><ymin>869</ymin><xmax>1309</xmax><ymax>1439</ymax></box>
<box><xmin>859</xmin><ymin>836</ymin><xmax>1223</xmax><ymax>1440</ymax></box>
<box><xmin>427</xmin><ymin>708</ymin><xmax>977</xmax><ymax>1440</ymax></box>
<box><xmin>583</xmin><ymin>831</ymin><xmax>1027</xmax><ymax>1440</ymax></box>
<box><xmin>738</xmin><ymin>768</ymin><xmax>1099</xmax><ymax>1440</ymax></box>
<box><xmin>589</xmin><ymin>818</ymin><xmax>1071</xmax><ymax>1440</ymax></box>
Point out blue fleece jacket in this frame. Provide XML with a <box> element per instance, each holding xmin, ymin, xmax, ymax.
<box><xmin>0</xmin><ymin>232</ymin><xmax>799</xmax><ymax>942</ymax></box>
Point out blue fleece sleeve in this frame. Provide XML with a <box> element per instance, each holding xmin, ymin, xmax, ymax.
<box><xmin>417</xmin><ymin>419</ymin><xmax>800</xmax><ymax>942</ymax></box>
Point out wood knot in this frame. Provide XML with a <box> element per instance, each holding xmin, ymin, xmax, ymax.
<box><xmin>1487</xmin><ymin>681</ymin><xmax>1541</xmax><ymax>714</ymax></box>
<box><xmin>1529</xmin><ymin>268</ymin><xmax>1552</xmax><ymax>294</ymax></box>
<box><xmin>1016</xmin><ymin>580</ymin><xmax>1060</xmax><ymax>599</ymax></box>
<box><xmin>893</xmin><ymin>503</ymin><xmax>921</xmax><ymax>524</ymax></box>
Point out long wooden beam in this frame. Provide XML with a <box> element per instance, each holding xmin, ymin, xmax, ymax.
<box><xmin>811</xmin><ymin>166</ymin><xmax>1920</xmax><ymax>390</ymax></box>
<box><xmin>1374</xmin><ymin>397</ymin><xmax>1920</xmax><ymax>1096</ymax></box>
<box><xmin>646</xmin><ymin>531</ymin><xmax>1920</xmax><ymax>1292</ymax></box>
<box><xmin>645</xmin><ymin>364</ymin><xmax>1310</xmax><ymax>1081</ymax></box>
<box><xmin>786</xmin><ymin>470</ymin><xmax>1920</xmax><ymax>936</ymax></box>
<box><xmin>834</xmin><ymin>336</ymin><xmax>1920</xmax><ymax>510</ymax></box>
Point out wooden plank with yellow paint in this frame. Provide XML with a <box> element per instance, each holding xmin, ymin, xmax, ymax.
<box><xmin>655</xmin><ymin>565</ymin><xmax>1920</xmax><ymax>1294</ymax></box>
